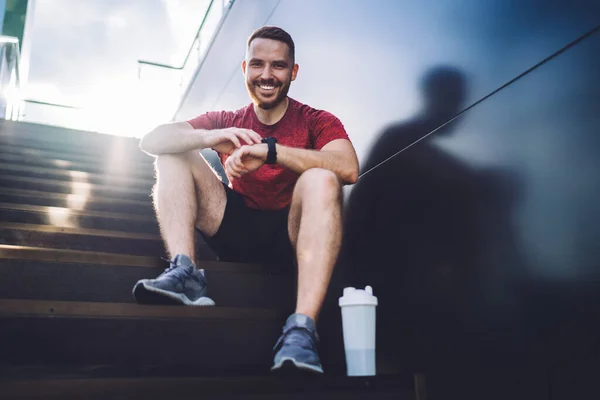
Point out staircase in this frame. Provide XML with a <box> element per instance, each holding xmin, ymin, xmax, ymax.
<box><xmin>0</xmin><ymin>120</ymin><xmax>416</xmax><ymax>399</ymax></box>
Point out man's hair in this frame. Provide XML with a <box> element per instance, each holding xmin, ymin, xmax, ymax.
<box><xmin>247</xmin><ymin>26</ymin><xmax>295</xmax><ymax>62</ymax></box>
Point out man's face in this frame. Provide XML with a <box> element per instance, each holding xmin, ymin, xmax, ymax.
<box><xmin>243</xmin><ymin>38</ymin><xmax>298</xmax><ymax>110</ymax></box>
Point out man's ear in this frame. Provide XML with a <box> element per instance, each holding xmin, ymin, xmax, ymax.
<box><xmin>291</xmin><ymin>63</ymin><xmax>299</xmax><ymax>81</ymax></box>
<box><xmin>241</xmin><ymin>59</ymin><xmax>247</xmax><ymax>75</ymax></box>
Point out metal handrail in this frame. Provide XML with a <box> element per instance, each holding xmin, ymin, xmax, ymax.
<box><xmin>137</xmin><ymin>0</ymin><xmax>234</xmax><ymax>73</ymax></box>
<box><xmin>0</xmin><ymin>37</ymin><xmax>80</xmax><ymax>119</ymax></box>
<box><xmin>0</xmin><ymin>35</ymin><xmax>22</xmax><ymax>120</ymax></box>
<box><xmin>24</xmin><ymin>99</ymin><xmax>81</xmax><ymax>109</ymax></box>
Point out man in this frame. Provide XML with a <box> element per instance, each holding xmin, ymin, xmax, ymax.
<box><xmin>132</xmin><ymin>26</ymin><xmax>359</xmax><ymax>374</ymax></box>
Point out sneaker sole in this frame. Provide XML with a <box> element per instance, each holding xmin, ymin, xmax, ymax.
<box><xmin>132</xmin><ymin>281</ymin><xmax>215</xmax><ymax>306</ymax></box>
<box><xmin>271</xmin><ymin>357</ymin><xmax>324</xmax><ymax>375</ymax></box>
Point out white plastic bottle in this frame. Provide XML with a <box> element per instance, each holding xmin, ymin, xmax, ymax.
<box><xmin>338</xmin><ymin>286</ymin><xmax>378</xmax><ymax>376</ymax></box>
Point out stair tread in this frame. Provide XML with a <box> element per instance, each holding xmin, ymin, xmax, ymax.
<box><xmin>0</xmin><ymin>121</ymin><xmax>152</xmax><ymax>163</ymax></box>
<box><xmin>0</xmin><ymin>187</ymin><xmax>152</xmax><ymax>207</ymax></box>
<box><xmin>0</xmin><ymin>174</ymin><xmax>152</xmax><ymax>196</ymax></box>
<box><xmin>0</xmin><ymin>204</ymin><xmax>160</xmax><ymax>234</ymax></box>
<box><xmin>0</xmin><ymin>152</ymin><xmax>154</xmax><ymax>178</ymax></box>
<box><xmin>0</xmin><ymin>222</ymin><xmax>161</xmax><ymax>240</ymax></box>
<box><xmin>0</xmin><ymin>162</ymin><xmax>155</xmax><ymax>186</ymax></box>
<box><xmin>0</xmin><ymin>244</ymin><xmax>289</xmax><ymax>274</ymax></box>
<box><xmin>0</xmin><ymin>141</ymin><xmax>153</xmax><ymax>167</ymax></box>
<box><xmin>0</xmin><ymin>244</ymin><xmax>163</xmax><ymax>266</ymax></box>
<box><xmin>0</xmin><ymin>298</ymin><xmax>278</xmax><ymax>320</ymax></box>
<box><xmin>0</xmin><ymin>222</ymin><xmax>175</xmax><ymax>257</ymax></box>
<box><xmin>0</xmin><ymin>375</ymin><xmax>414</xmax><ymax>398</ymax></box>
<box><xmin>0</xmin><ymin>203</ymin><xmax>155</xmax><ymax>222</ymax></box>
<box><xmin>0</xmin><ymin>374</ymin><xmax>415</xmax><ymax>400</ymax></box>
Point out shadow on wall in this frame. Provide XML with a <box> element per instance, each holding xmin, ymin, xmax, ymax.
<box><xmin>336</xmin><ymin>65</ymin><xmax>530</xmax><ymax>375</ymax></box>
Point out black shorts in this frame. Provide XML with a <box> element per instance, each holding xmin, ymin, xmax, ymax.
<box><xmin>196</xmin><ymin>183</ymin><xmax>296</xmax><ymax>267</ymax></box>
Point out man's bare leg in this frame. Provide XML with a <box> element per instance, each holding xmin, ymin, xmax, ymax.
<box><xmin>153</xmin><ymin>150</ymin><xmax>227</xmax><ymax>261</ymax></box>
<box><xmin>288</xmin><ymin>168</ymin><xmax>343</xmax><ymax>323</ymax></box>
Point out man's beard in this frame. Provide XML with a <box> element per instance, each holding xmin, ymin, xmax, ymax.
<box><xmin>246</xmin><ymin>78</ymin><xmax>291</xmax><ymax>110</ymax></box>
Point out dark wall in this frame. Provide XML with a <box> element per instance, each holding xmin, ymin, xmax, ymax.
<box><xmin>336</xmin><ymin>7</ymin><xmax>600</xmax><ymax>400</ymax></box>
<box><xmin>176</xmin><ymin>1</ymin><xmax>600</xmax><ymax>397</ymax></box>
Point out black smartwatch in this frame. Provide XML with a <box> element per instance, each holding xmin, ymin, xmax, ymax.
<box><xmin>261</xmin><ymin>137</ymin><xmax>278</xmax><ymax>165</ymax></box>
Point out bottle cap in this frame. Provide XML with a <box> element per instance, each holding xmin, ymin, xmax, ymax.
<box><xmin>338</xmin><ymin>286</ymin><xmax>378</xmax><ymax>307</ymax></box>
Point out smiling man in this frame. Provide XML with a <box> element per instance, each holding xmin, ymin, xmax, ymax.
<box><xmin>132</xmin><ymin>26</ymin><xmax>359</xmax><ymax>374</ymax></box>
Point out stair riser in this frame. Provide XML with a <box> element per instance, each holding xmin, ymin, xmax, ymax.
<box><xmin>0</xmin><ymin>192</ymin><xmax>154</xmax><ymax>215</ymax></box>
<box><xmin>0</xmin><ymin>177</ymin><xmax>152</xmax><ymax>202</ymax></box>
<box><xmin>0</xmin><ymin>261</ymin><xmax>296</xmax><ymax>309</ymax></box>
<box><xmin>0</xmin><ymin>209</ymin><xmax>160</xmax><ymax>235</ymax></box>
<box><xmin>0</xmin><ymin>317</ymin><xmax>282</xmax><ymax>373</ymax></box>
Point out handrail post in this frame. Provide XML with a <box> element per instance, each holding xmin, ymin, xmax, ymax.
<box><xmin>0</xmin><ymin>36</ymin><xmax>23</xmax><ymax>121</ymax></box>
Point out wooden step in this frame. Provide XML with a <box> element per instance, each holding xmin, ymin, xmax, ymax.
<box><xmin>0</xmin><ymin>188</ymin><xmax>154</xmax><ymax>215</ymax></box>
<box><xmin>0</xmin><ymin>151</ymin><xmax>154</xmax><ymax>180</ymax></box>
<box><xmin>0</xmin><ymin>299</ymin><xmax>285</xmax><ymax>373</ymax></box>
<box><xmin>0</xmin><ymin>375</ymin><xmax>416</xmax><ymax>399</ymax></box>
<box><xmin>0</xmin><ymin>222</ymin><xmax>169</xmax><ymax>257</ymax></box>
<box><xmin>0</xmin><ymin>222</ymin><xmax>216</xmax><ymax>258</ymax></box>
<box><xmin>0</xmin><ymin>298</ymin><xmax>277</xmax><ymax>319</ymax></box>
<box><xmin>0</xmin><ymin>162</ymin><xmax>155</xmax><ymax>189</ymax></box>
<box><xmin>0</xmin><ymin>141</ymin><xmax>153</xmax><ymax>170</ymax></box>
<box><xmin>0</xmin><ymin>119</ymin><xmax>142</xmax><ymax>147</ymax></box>
<box><xmin>0</xmin><ymin>203</ymin><xmax>160</xmax><ymax>234</ymax></box>
<box><xmin>0</xmin><ymin>120</ymin><xmax>152</xmax><ymax>163</ymax></box>
<box><xmin>0</xmin><ymin>245</ymin><xmax>295</xmax><ymax>308</ymax></box>
<box><xmin>0</xmin><ymin>146</ymin><xmax>154</xmax><ymax>178</ymax></box>
<box><xmin>0</xmin><ymin>244</ymin><xmax>285</xmax><ymax>272</ymax></box>
<box><xmin>0</xmin><ymin>175</ymin><xmax>153</xmax><ymax>202</ymax></box>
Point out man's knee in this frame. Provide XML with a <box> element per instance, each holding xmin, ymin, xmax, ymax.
<box><xmin>296</xmin><ymin>168</ymin><xmax>342</xmax><ymax>201</ymax></box>
<box><xmin>154</xmin><ymin>151</ymin><xmax>217</xmax><ymax>185</ymax></box>
<box><xmin>154</xmin><ymin>152</ymin><xmax>193</xmax><ymax>173</ymax></box>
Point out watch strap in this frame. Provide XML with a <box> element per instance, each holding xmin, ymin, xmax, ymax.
<box><xmin>261</xmin><ymin>137</ymin><xmax>278</xmax><ymax>164</ymax></box>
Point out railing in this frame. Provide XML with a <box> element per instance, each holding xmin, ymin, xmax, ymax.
<box><xmin>136</xmin><ymin>0</ymin><xmax>235</xmax><ymax>99</ymax></box>
<box><xmin>0</xmin><ymin>36</ymin><xmax>23</xmax><ymax>121</ymax></box>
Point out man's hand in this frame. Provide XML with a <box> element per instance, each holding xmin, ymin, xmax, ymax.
<box><xmin>200</xmin><ymin>127</ymin><xmax>263</xmax><ymax>155</ymax></box>
<box><xmin>225</xmin><ymin>144</ymin><xmax>268</xmax><ymax>180</ymax></box>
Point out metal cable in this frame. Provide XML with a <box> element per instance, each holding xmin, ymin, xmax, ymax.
<box><xmin>358</xmin><ymin>23</ymin><xmax>600</xmax><ymax>180</ymax></box>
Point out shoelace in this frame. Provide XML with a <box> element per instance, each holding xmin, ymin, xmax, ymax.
<box><xmin>159</xmin><ymin>263</ymin><xmax>191</xmax><ymax>283</ymax></box>
<box><xmin>274</xmin><ymin>327</ymin><xmax>317</xmax><ymax>351</ymax></box>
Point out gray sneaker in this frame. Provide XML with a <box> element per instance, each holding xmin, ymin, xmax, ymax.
<box><xmin>271</xmin><ymin>313</ymin><xmax>324</xmax><ymax>374</ymax></box>
<box><xmin>133</xmin><ymin>254</ymin><xmax>215</xmax><ymax>306</ymax></box>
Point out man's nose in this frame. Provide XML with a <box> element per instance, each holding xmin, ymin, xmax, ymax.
<box><xmin>261</xmin><ymin>66</ymin><xmax>272</xmax><ymax>80</ymax></box>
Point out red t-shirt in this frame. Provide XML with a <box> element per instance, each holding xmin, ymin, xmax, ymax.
<box><xmin>187</xmin><ymin>97</ymin><xmax>350</xmax><ymax>210</ymax></box>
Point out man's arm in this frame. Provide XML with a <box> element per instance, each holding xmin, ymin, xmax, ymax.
<box><xmin>227</xmin><ymin>139</ymin><xmax>359</xmax><ymax>185</ymax></box>
<box><xmin>139</xmin><ymin>121</ymin><xmax>262</xmax><ymax>156</ymax></box>
<box><xmin>139</xmin><ymin>122</ymin><xmax>207</xmax><ymax>155</ymax></box>
<box><xmin>276</xmin><ymin>139</ymin><xmax>359</xmax><ymax>185</ymax></box>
